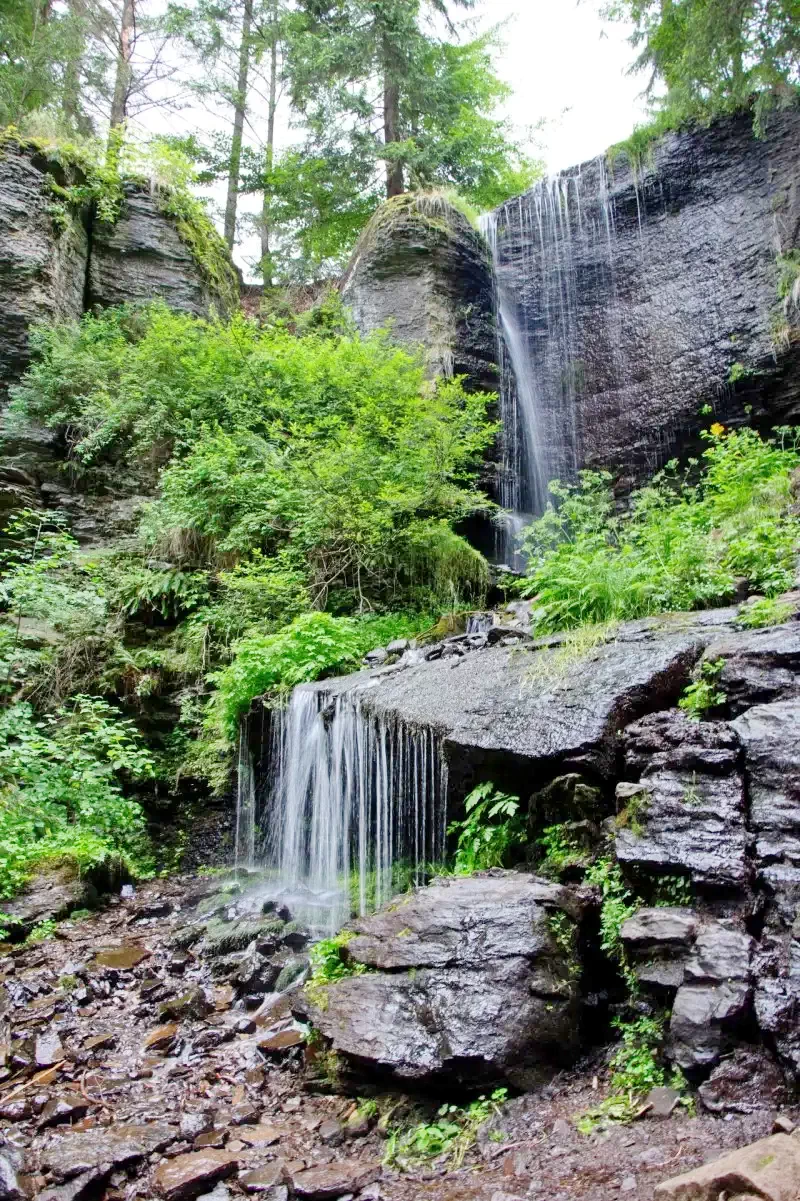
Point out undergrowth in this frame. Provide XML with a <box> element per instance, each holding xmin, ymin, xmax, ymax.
<box><xmin>448</xmin><ymin>782</ymin><xmax>526</xmax><ymax>873</ymax></box>
<box><xmin>384</xmin><ymin>1090</ymin><xmax>509</xmax><ymax>1171</ymax></box>
<box><xmin>521</xmin><ymin>425</ymin><xmax>800</xmax><ymax>634</ymax></box>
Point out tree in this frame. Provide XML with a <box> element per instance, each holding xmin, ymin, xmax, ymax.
<box><xmin>604</xmin><ymin>0</ymin><xmax>800</xmax><ymax>130</ymax></box>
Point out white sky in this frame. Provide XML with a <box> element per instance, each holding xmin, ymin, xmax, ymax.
<box><xmin>135</xmin><ymin>0</ymin><xmax>650</xmax><ymax>274</ymax></box>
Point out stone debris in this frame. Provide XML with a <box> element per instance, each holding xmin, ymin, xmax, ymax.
<box><xmin>653</xmin><ymin>1131</ymin><xmax>800</xmax><ymax>1200</ymax></box>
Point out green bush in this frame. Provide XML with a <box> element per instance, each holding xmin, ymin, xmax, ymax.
<box><xmin>448</xmin><ymin>782</ymin><xmax>526</xmax><ymax>874</ymax></box>
<box><xmin>678</xmin><ymin>658</ymin><xmax>727</xmax><ymax>720</ymax></box>
<box><xmin>521</xmin><ymin>426</ymin><xmax>800</xmax><ymax>634</ymax></box>
<box><xmin>0</xmin><ymin>697</ymin><xmax>153</xmax><ymax>898</ymax></box>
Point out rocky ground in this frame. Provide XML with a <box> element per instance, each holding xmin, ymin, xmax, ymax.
<box><xmin>0</xmin><ymin>875</ymin><xmax>792</xmax><ymax>1201</ymax></box>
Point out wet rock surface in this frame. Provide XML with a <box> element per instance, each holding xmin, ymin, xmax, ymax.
<box><xmin>298</xmin><ymin>873</ymin><xmax>586</xmax><ymax>1090</ymax></box>
<box><xmin>489</xmin><ymin>108</ymin><xmax>800</xmax><ymax>487</ymax></box>
<box><xmin>341</xmin><ymin>194</ymin><xmax>497</xmax><ymax>393</ymax></box>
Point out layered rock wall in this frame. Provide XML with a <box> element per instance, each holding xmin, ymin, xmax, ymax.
<box><xmin>0</xmin><ymin>140</ymin><xmax>239</xmax><ymax>402</ymax></box>
<box><xmin>492</xmin><ymin>108</ymin><xmax>800</xmax><ymax>485</ymax></box>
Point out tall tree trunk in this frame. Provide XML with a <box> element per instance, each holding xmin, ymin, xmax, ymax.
<box><xmin>224</xmin><ymin>0</ymin><xmax>254</xmax><ymax>251</ymax></box>
<box><xmin>109</xmin><ymin>0</ymin><xmax>135</xmax><ymax>130</ymax></box>
<box><xmin>260</xmin><ymin>23</ymin><xmax>279</xmax><ymax>278</ymax></box>
<box><xmin>382</xmin><ymin>35</ymin><xmax>403</xmax><ymax>198</ymax></box>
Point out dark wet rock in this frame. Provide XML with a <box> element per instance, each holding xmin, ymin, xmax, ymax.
<box><xmin>88</xmin><ymin>187</ymin><xmax>237</xmax><ymax>319</ymax></box>
<box><xmin>615</xmin><ymin>711</ymin><xmax>747</xmax><ymax>888</ymax></box>
<box><xmin>0</xmin><ymin>140</ymin><xmax>87</xmax><ymax>400</ymax></box>
<box><xmin>644</xmin><ymin>1086</ymin><xmax>681</xmax><ymax>1118</ymax></box>
<box><xmin>0</xmin><ymin>869</ymin><xmax>95</xmax><ymax>941</ymax></box>
<box><xmin>143</xmin><ymin>1023</ymin><xmax>180</xmax><ymax>1053</ymax></box>
<box><xmin>731</xmin><ymin>700</ymin><xmax>800</xmax><ymax>921</ymax></box>
<box><xmin>363</xmin><ymin>648</ymin><xmax>389</xmax><ymax>667</ymax></box>
<box><xmin>159</xmin><ymin>988</ymin><xmax>212</xmax><ymax>1022</ymax></box>
<box><xmin>698</xmin><ymin>1047</ymin><xmax>788</xmax><ymax>1115</ymax></box>
<box><xmin>529</xmin><ymin>774</ymin><xmax>604</xmax><ymax>827</ymax></box>
<box><xmin>318</xmin><ymin>1119</ymin><xmax>344</xmax><ymax>1147</ymax></box>
<box><xmin>0</xmin><ymin>1143</ymin><xmax>24</xmax><ymax>1201</ymax></box>
<box><xmin>668</xmin><ymin>921</ymin><xmax>753</xmax><ymax>1072</ymax></box>
<box><xmin>37</xmin><ymin>1168</ymin><xmax>107</xmax><ymax>1201</ymax></box>
<box><xmin>35</xmin><ymin>1030</ymin><xmax>65</xmax><ymax>1067</ymax></box>
<box><xmin>231</xmin><ymin>949</ymin><xmax>282</xmax><ymax>996</ymax></box>
<box><xmin>180</xmin><ymin>1112</ymin><xmax>215</xmax><ymax>1142</ymax></box>
<box><xmin>257</xmin><ymin>1027</ymin><xmax>306</xmax><ymax>1056</ymax></box>
<box><xmin>239</xmin><ymin>1162</ymin><xmax>288</xmax><ymax>1194</ymax></box>
<box><xmin>489</xmin><ymin>108</ymin><xmax>800</xmax><ymax>487</ymax></box>
<box><xmin>130</xmin><ymin>899</ymin><xmax>174</xmax><ymax>922</ymax></box>
<box><xmin>82</xmin><ymin>1033</ymin><xmax>115</xmax><ymax>1053</ymax></box>
<box><xmin>38</xmin><ymin>1097</ymin><xmax>91</xmax><ymax>1129</ymax></box>
<box><xmin>298</xmin><ymin>872</ymin><xmax>585</xmax><ymax>1089</ymax></box>
<box><xmin>41</xmin><ymin>1123</ymin><xmax>175</xmax><ymax>1180</ymax></box>
<box><xmin>620</xmin><ymin>907</ymin><xmax>699</xmax><ymax>991</ymax></box>
<box><xmin>202</xmin><ymin>919</ymin><xmax>284</xmax><ymax>959</ymax></box>
<box><xmin>705</xmin><ymin>623</ymin><xmax>800</xmax><ymax>716</ymax></box>
<box><xmin>290</xmin><ymin>1160</ymin><xmax>381</xmax><ymax>1200</ymax></box>
<box><xmin>341</xmin><ymin>193</ymin><xmax>497</xmax><ymax>393</ymax></box>
<box><xmin>230</xmin><ymin>1104</ymin><xmax>260</xmax><ymax>1127</ymax></box>
<box><xmin>152</xmin><ymin>1150</ymin><xmax>239</xmax><ymax>1201</ymax></box>
<box><xmin>311</xmin><ymin>618</ymin><xmax>710</xmax><ymax>788</ymax></box>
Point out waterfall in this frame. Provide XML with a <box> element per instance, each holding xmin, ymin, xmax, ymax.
<box><xmin>234</xmin><ymin>727</ymin><xmax>256</xmax><ymax>872</ymax></box>
<box><xmin>481</xmin><ymin>158</ymin><xmax>624</xmax><ymax>562</ymax></box>
<box><xmin>245</xmin><ymin>685</ymin><xmax>448</xmax><ymax>933</ymax></box>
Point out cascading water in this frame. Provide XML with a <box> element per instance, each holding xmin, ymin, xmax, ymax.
<box><xmin>481</xmin><ymin>158</ymin><xmax>627</xmax><ymax>563</ymax></box>
<box><xmin>239</xmin><ymin>685</ymin><xmax>448</xmax><ymax>933</ymax></box>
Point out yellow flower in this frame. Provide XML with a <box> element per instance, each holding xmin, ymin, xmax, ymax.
<box><xmin>710</xmin><ymin>422</ymin><xmax>726</xmax><ymax>437</ymax></box>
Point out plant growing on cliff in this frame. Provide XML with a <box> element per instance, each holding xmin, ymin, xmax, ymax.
<box><xmin>384</xmin><ymin>1089</ymin><xmax>509</xmax><ymax>1171</ymax></box>
<box><xmin>577</xmin><ymin>1013</ymin><xmax>689</xmax><ymax>1131</ymax></box>
<box><xmin>448</xmin><ymin>782</ymin><xmax>526</xmax><ymax>874</ymax></box>
<box><xmin>520</xmin><ymin>426</ymin><xmax>800</xmax><ymax>633</ymax></box>
<box><xmin>305</xmin><ymin>930</ymin><xmax>368</xmax><ymax>1009</ymax></box>
<box><xmin>584</xmin><ymin>858</ymin><xmax>638</xmax><ymax>993</ymax></box>
<box><xmin>737</xmin><ymin>596</ymin><xmax>796</xmax><ymax>629</ymax></box>
<box><xmin>678</xmin><ymin>658</ymin><xmax>727</xmax><ymax>720</ymax></box>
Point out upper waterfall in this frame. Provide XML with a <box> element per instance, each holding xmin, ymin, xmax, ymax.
<box><xmin>481</xmin><ymin>158</ymin><xmax>626</xmax><ymax>559</ymax></box>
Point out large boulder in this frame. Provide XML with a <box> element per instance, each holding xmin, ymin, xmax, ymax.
<box><xmin>296</xmin><ymin>872</ymin><xmax>586</xmax><ymax>1090</ymax></box>
<box><xmin>0</xmin><ymin>139</ymin><xmax>88</xmax><ymax>399</ymax></box>
<box><xmin>340</xmin><ymin>193</ymin><xmax>497</xmax><ymax>392</ymax></box>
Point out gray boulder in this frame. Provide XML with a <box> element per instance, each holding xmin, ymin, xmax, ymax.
<box><xmin>340</xmin><ymin>193</ymin><xmax>497</xmax><ymax>393</ymax></box>
<box><xmin>88</xmin><ymin>186</ymin><xmax>238</xmax><ymax>318</ymax></box>
<box><xmin>615</xmin><ymin>711</ymin><xmax>747</xmax><ymax>888</ymax></box>
<box><xmin>620</xmin><ymin>907</ymin><xmax>699</xmax><ymax>990</ymax></box>
<box><xmin>296</xmin><ymin>872</ymin><xmax>586</xmax><ymax>1089</ymax></box>
<box><xmin>669</xmin><ymin>921</ymin><xmax>753</xmax><ymax>1071</ymax></box>
<box><xmin>705</xmin><ymin>623</ymin><xmax>800</xmax><ymax>716</ymax></box>
<box><xmin>732</xmin><ymin>700</ymin><xmax>800</xmax><ymax>919</ymax></box>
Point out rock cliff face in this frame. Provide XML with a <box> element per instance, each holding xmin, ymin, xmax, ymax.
<box><xmin>340</xmin><ymin>193</ymin><xmax>497</xmax><ymax>393</ymax></box>
<box><xmin>0</xmin><ymin>140</ymin><xmax>238</xmax><ymax>402</ymax></box>
<box><xmin>490</xmin><ymin>108</ymin><xmax>800</xmax><ymax>488</ymax></box>
<box><xmin>0</xmin><ymin>143</ymin><xmax>88</xmax><ymax>399</ymax></box>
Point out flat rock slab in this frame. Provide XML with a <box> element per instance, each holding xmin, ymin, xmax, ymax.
<box><xmin>41</xmin><ymin>1124</ymin><xmax>175</xmax><ymax>1181</ymax></box>
<box><xmin>298</xmin><ymin>872</ymin><xmax>585</xmax><ymax>1089</ymax></box>
<box><xmin>152</xmin><ymin>1150</ymin><xmax>238</xmax><ymax>1201</ymax></box>
<box><xmin>290</xmin><ymin>1160</ymin><xmax>381</xmax><ymax>1199</ymax></box>
<box><xmin>654</xmin><ymin>1131</ymin><xmax>800</xmax><ymax>1200</ymax></box>
<box><xmin>311</xmin><ymin>620</ymin><xmax>710</xmax><ymax>782</ymax></box>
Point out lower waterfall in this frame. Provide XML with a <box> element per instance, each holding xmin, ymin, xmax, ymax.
<box><xmin>240</xmin><ymin>684</ymin><xmax>448</xmax><ymax>933</ymax></box>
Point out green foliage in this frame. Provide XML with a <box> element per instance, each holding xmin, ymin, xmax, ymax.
<box><xmin>521</xmin><ymin>427</ymin><xmax>800</xmax><ymax>634</ymax></box>
<box><xmin>678</xmin><ymin>658</ymin><xmax>727</xmax><ymax>720</ymax></box>
<box><xmin>737</xmin><ymin>596</ymin><xmax>796</xmax><ymax>628</ymax></box>
<box><xmin>448</xmin><ymin>782</ymin><xmax>526</xmax><ymax>874</ymax></box>
<box><xmin>603</xmin><ymin>0</ymin><xmax>800</xmax><ymax>136</ymax></box>
<box><xmin>25</xmin><ymin>918</ymin><xmax>57</xmax><ymax>945</ymax></box>
<box><xmin>384</xmin><ymin>1090</ymin><xmax>509</xmax><ymax>1171</ymax></box>
<box><xmin>615</xmin><ymin>787</ymin><xmax>651</xmax><ymax>837</ymax></box>
<box><xmin>584</xmin><ymin>858</ymin><xmax>638</xmax><ymax>992</ymax></box>
<box><xmin>209</xmin><ymin>611</ymin><xmax>428</xmax><ymax>739</ymax></box>
<box><xmin>653</xmin><ymin>876</ymin><xmax>693</xmax><ymax>907</ymax></box>
<box><xmin>577</xmin><ymin>1013</ymin><xmax>690</xmax><ymax>1131</ymax></box>
<box><xmin>305</xmin><ymin>930</ymin><xmax>367</xmax><ymax>1008</ymax></box>
<box><xmin>0</xmin><ymin>697</ymin><xmax>152</xmax><ymax>899</ymax></box>
<box><xmin>537</xmin><ymin>823</ymin><xmax>588</xmax><ymax>877</ymax></box>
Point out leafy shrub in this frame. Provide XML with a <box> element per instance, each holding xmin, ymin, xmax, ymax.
<box><xmin>385</xmin><ymin>1090</ymin><xmax>508</xmax><ymax>1170</ymax></box>
<box><xmin>584</xmin><ymin>858</ymin><xmax>638</xmax><ymax>991</ymax></box>
<box><xmin>678</xmin><ymin>658</ymin><xmax>727</xmax><ymax>720</ymax></box>
<box><xmin>521</xmin><ymin>427</ymin><xmax>800</xmax><ymax>634</ymax></box>
<box><xmin>305</xmin><ymin>930</ymin><xmax>367</xmax><ymax>1008</ymax></box>
<box><xmin>537</xmin><ymin>823</ymin><xmax>589</xmax><ymax>877</ymax></box>
<box><xmin>0</xmin><ymin>697</ymin><xmax>153</xmax><ymax>898</ymax></box>
<box><xmin>577</xmin><ymin>1014</ymin><xmax>689</xmax><ymax>1131</ymax></box>
<box><xmin>209</xmin><ymin>611</ymin><xmax>429</xmax><ymax>739</ymax></box>
<box><xmin>736</xmin><ymin>596</ymin><xmax>796</xmax><ymax>629</ymax></box>
<box><xmin>448</xmin><ymin>782</ymin><xmax>526</xmax><ymax>874</ymax></box>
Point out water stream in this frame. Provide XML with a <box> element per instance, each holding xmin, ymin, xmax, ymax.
<box><xmin>239</xmin><ymin>685</ymin><xmax>448</xmax><ymax>933</ymax></box>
